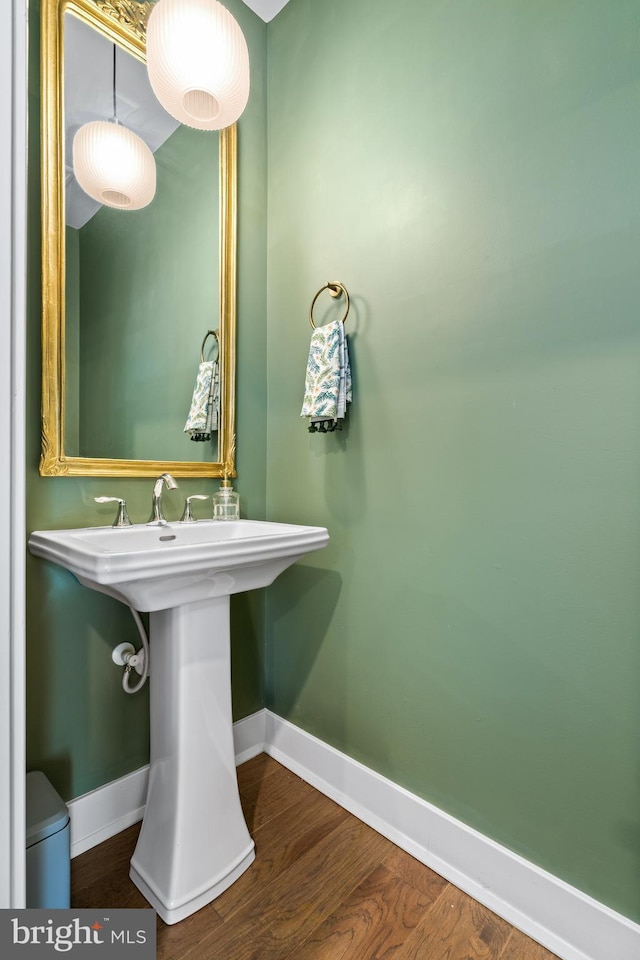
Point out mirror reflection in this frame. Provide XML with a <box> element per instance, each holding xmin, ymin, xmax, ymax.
<box><xmin>40</xmin><ymin>0</ymin><xmax>237</xmax><ymax>478</ymax></box>
<box><xmin>65</xmin><ymin>14</ymin><xmax>220</xmax><ymax>463</ymax></box>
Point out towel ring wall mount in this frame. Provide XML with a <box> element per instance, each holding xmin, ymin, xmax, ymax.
<box><xmin>200</xmin><ymin>329</ymin><xmax>219</xmax><ymax>362</ymax></box>
<box><xmin>309</xmin><ymin>281</ymin><xmax>350</xmax><ymax>330</ymax></box>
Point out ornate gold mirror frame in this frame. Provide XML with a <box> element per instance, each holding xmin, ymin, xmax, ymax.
<box><xmin>40</xmin><ymin>0</ymin><xmax>237</xmax><ymax>477</ymax></box>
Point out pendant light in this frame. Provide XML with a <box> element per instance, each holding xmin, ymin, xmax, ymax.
<box><xmin>73</xmin><ymin>46</ymin><xmax>156</xmax><ymax>211</ymax></box>
<box><xmin>146</xmin><ymin>0</ymin><xmax>250</xmax><ymax>132</ymax></box>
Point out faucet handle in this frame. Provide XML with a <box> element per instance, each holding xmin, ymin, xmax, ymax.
<box><xmin>179</xmin><ymin>495</ymin><xmax>210</xmax><ymax>523</ymax></box>
<box><xmin>94</xmin><ymin>496</ymin><xmax>132</xmax><ymax>528</ymax></box>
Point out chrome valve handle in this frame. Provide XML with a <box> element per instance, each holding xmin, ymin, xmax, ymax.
<box><xmin>180</xmin><ymin>494</ymin><xmax>210</xmax><ymax>523</ymax></box>
<box><xmin>94</xmin><ymin>496</ymin><xmax>132</xmax><ymax>527</ymax></box>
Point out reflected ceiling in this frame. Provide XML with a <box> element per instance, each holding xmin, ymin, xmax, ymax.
<box><xmin>64</xmin><ymin>15</ymin><xmax>179</xmax><ymax>228</ymax></box>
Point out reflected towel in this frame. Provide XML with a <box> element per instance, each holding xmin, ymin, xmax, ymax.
<box><xmin>184</xmin><ymin>360</ymin><xmax>219</xmax><ymax>441</ymax></box>
<box><xmin>301</xmin><ymin>319</ymin><xmax>352</xmax><ymax>432</ymax></box>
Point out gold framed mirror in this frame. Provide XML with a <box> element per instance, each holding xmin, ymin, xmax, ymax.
<box><xmin>40</xmin><ymin>0</ymin><xmax>237</xmax><ymax>477</ymax></box>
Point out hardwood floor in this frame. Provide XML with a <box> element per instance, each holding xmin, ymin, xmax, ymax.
<box><xmin>71</xmin><ymin>754</ymin><xmax>559</xmax><ymax>960</ymax></box>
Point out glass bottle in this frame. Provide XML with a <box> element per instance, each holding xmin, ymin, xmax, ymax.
<box><xmin>212</xmin><ymin>479</ymin><xmax>240</xmax><ymax>520</ymax></box>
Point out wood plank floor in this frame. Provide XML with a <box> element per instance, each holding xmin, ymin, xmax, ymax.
<box><xmin>71</xmin><ymin>754</ymin><xmax>560</xmax><ymax>960</ymax></box>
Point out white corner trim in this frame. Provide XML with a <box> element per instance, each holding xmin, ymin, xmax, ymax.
<box><xmin>67</xmin><ymin>709</ymin><xmax>640</xmax><ymax>960</ymax></box>
<box><xmin>264</xmin><ymin>713</ymin><xmax>640</xmax><ymax>960</ymax></box>
<box><xmin>67</xmin><ymin>710</ymin><xmax>267</xmax><ymax>858</ymax></box>
<box><xmin>0</xmin><ymin>0</ymin><xmax>28</xmax><ymax>911</ymax></box>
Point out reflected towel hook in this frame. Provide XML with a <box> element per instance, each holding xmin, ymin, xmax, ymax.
<box><xmin>200</xmin><ymin>329</ymin><xmax>219</xmax><ymax>362</ymax></box>
<box><xmin>309</xmin><ymin>281</ymin><xmax>350</xmax><ymax>330</ymax></box>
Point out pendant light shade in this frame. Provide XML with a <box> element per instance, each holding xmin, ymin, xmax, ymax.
<box><xmin>146</xmin><ymin>0</ymin><xmax>250</xmax><ymax>131</ymax></box>
<box><xmin>73</xmin><ymin>121</ymin><xmax>156</xmax><ymax>210</ymax></box>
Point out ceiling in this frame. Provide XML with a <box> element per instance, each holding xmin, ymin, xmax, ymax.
<box><xmin>240</xmin><ymin>0</ymin><xmax>291</xmax><ymax>22</ymax></box>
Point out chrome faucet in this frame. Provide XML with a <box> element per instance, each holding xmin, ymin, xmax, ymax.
<box><xmin>147</xmin><ymin>473</ymin><xmax>178</xmax><ymax>525</ymax></box>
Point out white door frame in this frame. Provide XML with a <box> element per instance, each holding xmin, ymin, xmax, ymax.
<box><xmin>0</xmin><ymin>0</ymin><xmax>28</xmax><ymax>908</ymax></box>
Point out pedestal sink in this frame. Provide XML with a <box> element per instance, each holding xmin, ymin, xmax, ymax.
<box><xmin>28</xmin><ymin>519</ymin><xmax>329</xmax><ymax>923</ymax></box>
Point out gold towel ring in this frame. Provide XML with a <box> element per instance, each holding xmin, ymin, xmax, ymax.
<box><xmin>309</xmin><ymin>281</ymin><xmax>350</xmax><ymax>330</ymax></box>
<box><xmin>200</xmin><ymin>329</ymin><xmax>219</xmax><ymax>362</ymax></box>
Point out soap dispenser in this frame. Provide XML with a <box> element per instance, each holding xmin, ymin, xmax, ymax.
<box><xmin>212</xmin><ymin>478</ymin><xmax>240</xmax><ymax>520</ymax></box>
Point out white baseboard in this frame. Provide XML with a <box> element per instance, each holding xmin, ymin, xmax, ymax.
<box><xmin>265</xmin><ymin>713</ymin><xmax>640</xmax><ymax>960</ymax></box>
<box><xmin>68</xmin><ymin>765</ymin><xmax>150</xmax><ymax>859</ymax></box>
<box><xmin>232</xmin><ymin>708</ymin><xmax>267</xmax><ymax>764</ymax></box>
<box><xmin>68</xmin><ymin>708</ymin><xmax>640</xmax><ymax>960</ymax></box>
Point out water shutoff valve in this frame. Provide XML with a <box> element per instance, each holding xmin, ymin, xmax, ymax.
<box><xmin>112</xmin><ymin>642</ymin><xmax>145</xmax><ymax>676</ymax></box>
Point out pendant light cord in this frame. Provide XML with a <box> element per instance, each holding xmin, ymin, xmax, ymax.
<box><xmin>112</xmin><ymin>44</ymin><xmax>117</xmax><ymax>122</ymax></box>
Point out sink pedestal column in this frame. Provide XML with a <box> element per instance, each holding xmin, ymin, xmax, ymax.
<box><xmin>129</xmin><ymin>595</ymin><xmax>255</xmax><ymax>925</ymax></box>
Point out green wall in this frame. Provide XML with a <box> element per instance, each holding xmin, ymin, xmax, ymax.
<box><xmin>265</xmin><ymin>0</ymin><xmax>640</xmax><ymax>923</ymax></box>
<box><xmin>26</xmin><ymin>0</ymin><xmax>268</xmax><ymax>801</ymax></box>
<box><xmin>26</xmin><ymin>0</ymin><xmax>640</xmax><ymax>929</ymax></box>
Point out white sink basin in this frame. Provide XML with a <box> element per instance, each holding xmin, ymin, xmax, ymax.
<box><xmin>28</xmin><ymin>516</ymin><xmax>329</xmax><ymax>924</ymax></box>
<box><xmin>28</xmin><ymin>519</ymin><xmax>329</xmax><ymax>611</ymax></box>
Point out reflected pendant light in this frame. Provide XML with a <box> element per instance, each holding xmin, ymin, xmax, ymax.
<box><xmin>146</xmin><ymin>0</ymin><xmax>250</xmax><ymax>131</ymax></box>
<box><xmin>73</xmin><ymin>47</ymin><xmax>156</xmax><ymax>211</ymax></box>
